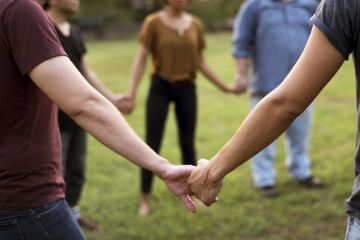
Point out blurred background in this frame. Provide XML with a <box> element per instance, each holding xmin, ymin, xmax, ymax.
<box><xmin>73</xmin><ymin>0</ymin><xmax>243</xmax><ymax>39</ymax></box>
<box><xmin>64</xmin><ymin>1</ymin><xmax>353</xmax><ymax>239</ymax></box>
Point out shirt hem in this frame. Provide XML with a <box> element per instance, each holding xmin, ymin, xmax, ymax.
<box><xmin>0</xmin><ymin>193</ymin><xmax>65</xmax><ymax>210</ymax></box>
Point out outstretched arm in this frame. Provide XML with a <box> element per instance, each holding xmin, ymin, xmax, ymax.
<box><xmin>234</xmin><ymin>57</ymin><xmax>251</xmax><ymax>93</ymax></box>
<box><xmin>81</xmin><ymin>56</ymin><xmax>118</xmax><ymax>103</ymax></box>
<box><xmin>118</xmin><ymin>44</ymin><xmax>149</xmax><ymax>114</ymax></box>
<box><xmin>29</xmin><ymin>56</ymin><xmax>196</xmax><ymax>212</ymax></box>
<box><xmin>197</xmin><ymin>52</ymin><xmax>234</xmax><ymax>93</ymax></box>
<box><xmin>189</xmin><ymin>26</ymin><xmax>345</xmax><ymax>205</ymax></box>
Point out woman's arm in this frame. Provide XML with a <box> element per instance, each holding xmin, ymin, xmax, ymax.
<box><xmin>197</xmin><ymin>52</ymin><xmax>233</xmax><ymax>93</ymax></box>
<box><xmin>81</xmin><ymin>56</ymin><xmax>118</xmax><ymax>103</ymax></box>
<box><xmin>120</xmin><ymin>44</ymin><xmax>150</xmax><ymax>114</ymax></box>
<box><xmin>189</xmin><ymin>26</ymin><xmax>346</xmax><ymax>205</ymax></box>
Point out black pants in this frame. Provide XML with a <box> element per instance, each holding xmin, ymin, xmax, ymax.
<box><xmin>60</xmin><ymin>126</ymin><xmax>87</xmax><ymax>207</ymax></box>
<box><xmin>141</xmin><ymin>76</ymin><xmax>197</xmax><ymax>193</ymax></box>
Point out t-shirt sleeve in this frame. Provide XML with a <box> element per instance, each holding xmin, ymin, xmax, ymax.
<box><xmin>138</xmin><ymin>15</ymin><xmax>156</xmax><ymax>52</ymax></box>
<box><xmin>232</xmin><ymin>0</ymin><xmax>258</xmax><ymax>58</ymax></box>
<box><xmin>310</xmin><ymin>0</ymin><xmax>356</xmax><ymax>60</ymax></box>
<box><xmin>3</xmin><ymin>0</ymin><xmax>66</xmax><ymax>75</ymax></box>
<box><xmin>194</xmin><ymin>17</ymin><xmax>206</xmax><ymax>52</ymax></box>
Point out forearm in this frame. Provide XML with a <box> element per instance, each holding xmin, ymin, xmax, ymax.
<box><xmin>30</xmin><ymin>56</ymin><xmax>170</xmax><ymax>178</ymax></box>
<box><xmin>129</xmin><ymin>48</ymin><xmax>147</xmax><ymax>98</ymax></box>
<box><xmin>198</xmin><ymin>61</ymin><xmax>229</xmax><ymax>92</ymax></box>
<box><xmin>129</xmin><ymin>64</ymin><xmax>145</xmax><ymax>98</ymax></box>
<box><xmin>206</xmin><ymin>92</ymin><xmax>297</xmax><ymax>181</ymax></box>
<box><xmin>72</xmin><ymin>95</ymin><xmax>170</xmax><ymax>177</ymax></box>
<box><xmin>235</xmin><ymin>58</ymin><xmax>250</xmax><ymax>77</ymax></box>
<box><xmin>207</xmin><ymin>27</ymin><xmax>345</xmax><ymax>181</ymax></box>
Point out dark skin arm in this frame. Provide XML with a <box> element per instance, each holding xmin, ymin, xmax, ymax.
<box><xmin>188</xmin><ymin>26</ymin><xmax>345</xmax><ymax>205</ymax></box>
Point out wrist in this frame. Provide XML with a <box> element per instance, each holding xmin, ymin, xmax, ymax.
<box><xmin>236</xmin><ymin>72</ymin><xmax>248</xmax><ymax>78</ymax></box>
<box><xmin>128</xmin><ymin>91</ymin><xmax>136</xmax><ymax>99</ymax></box>
<box><xmin>153</xmin><ymin>158</ymin><xmax>172</xmax><ymax>180</ymax></box>
<box><xmin>206</xmin><ymin>160</ymin><xmax>225</xmax><ymax>183</ymax></box>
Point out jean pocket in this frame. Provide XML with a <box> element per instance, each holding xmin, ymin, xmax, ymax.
<box><xmin>0</xmin><ymin>218</ymin><xmax>24</xmax><ymax>240</ymax></box>
<box><xmin>37</xmin><ymin>200</ymin><xmax>63</xmax><ymax>219</ymax></box>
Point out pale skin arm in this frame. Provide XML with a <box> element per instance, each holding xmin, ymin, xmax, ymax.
<box><xmin>188</xmin><ymin>26</ymin><xmax>346</xmax><ymax>205</ymax></box>
<box><xmin>29</xmin><ymin>56</ymin><xmax>196</xmax><ymax>212</ymax></box>
<box><xmin>197</xmin><ymin>52</ymin><xmax>233</xmax><ymax>93</ymax></box>
<box><xmin>234</xmin><ymin>58</ymin><xmax>251</xmax><ymax>93</ymax></box>
<box><xmin>116</xmin><ymin>44</ymin><xmax>149</xmax><ymax>114</ymax></box>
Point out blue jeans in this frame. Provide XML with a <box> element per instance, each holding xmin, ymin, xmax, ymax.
<box><xmin>346</xmin><ymin>215</ymin><xmax>360</xmax><ymax>240</ymax></box>
<box><xmin>250</xmin><ymin>96</ymin><xmax>313</xmax><ymax>187</ymax></box>
<box><xmin>0</xmin><ymin>199</ymin><xmax>85</xmax><ymax>240</ymax></box>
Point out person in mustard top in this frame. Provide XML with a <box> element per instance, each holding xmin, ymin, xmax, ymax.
<box><xmin>119</xmin><ymin>0</ymin><xmax>239</xmax><ymax>215</ymax></box>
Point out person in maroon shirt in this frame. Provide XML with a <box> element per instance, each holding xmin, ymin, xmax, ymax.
<box><xmin>0</xmin><ymin>0</ymin><xmax>197</xmax><ymax>239</ymax></box>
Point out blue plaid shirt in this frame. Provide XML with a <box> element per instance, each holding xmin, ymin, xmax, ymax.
<box><xmin>232</xmin><ymin>0</ymin><xmax>318</xmax><ymax>95</ymax></box>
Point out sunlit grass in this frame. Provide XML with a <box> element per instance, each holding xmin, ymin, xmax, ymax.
<box><xmin>82</xmin><ymin>32</ymin><xmax>355</xmax><ymax>240</ymax></box>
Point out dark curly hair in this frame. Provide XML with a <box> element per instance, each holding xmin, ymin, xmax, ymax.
<box><xmin>43</xmin><ymin>0</ymin><xmax>50</xmax><ymax>10</ymax></box>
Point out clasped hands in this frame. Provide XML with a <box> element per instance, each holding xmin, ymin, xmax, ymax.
<box><xmin>161</xmin><ymin>159</ymin><xmax>223</xmax><ymax>213</ymax></box>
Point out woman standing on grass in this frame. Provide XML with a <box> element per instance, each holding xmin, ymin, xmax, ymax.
<box><xmin>120</xmin><ymin>0</ymin><xmax>237</xmax><ymax>215</ymax></box>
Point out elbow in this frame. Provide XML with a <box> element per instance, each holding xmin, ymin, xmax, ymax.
<box><xmin>266</xmin><ymin>92</ymin><xmax>305</xmax><ymax>123</ymax></box>
<box><xmin>64</xmin><ymin>94</ymin><xmax>106</xmax><ymax>123</ymax></box>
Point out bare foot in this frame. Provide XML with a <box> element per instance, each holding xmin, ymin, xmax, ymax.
<box><xmin>138</xmin><ymin>193</ymin><xmax>150</xmax><ymax>216</ymax></box>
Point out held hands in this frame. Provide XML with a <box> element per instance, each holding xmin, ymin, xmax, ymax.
<box><xmin>160</xmin><ymin>160</ymin><xmax>223</xmax><ymax>212</ymax></box>
<box><xmin>221</xmin><ymin>74</ymin><xmax>248</xmax><ymax>95</ymax></box>
<box><xmin>232</xmin><ymin>73</ymin><xmax>249</xmax><ymax>94</ymax></box>
<box><xmin>188</xmin><ymin>159</ymin><xmax>223</xmax><ymax>206</ymax></box>
<box><xmin>161</xmin><ymin>164</ymin><xmax>198</xmax><ymax>213</ymax></box>
<box><xmin>113</xmin><ymin>95</ymin><xmax>135</xmax><ymax>114</ymax></box>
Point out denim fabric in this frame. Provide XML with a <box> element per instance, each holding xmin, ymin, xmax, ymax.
<box><xmin>232</xmin><ymin>0</ymin><xmax>318</xmax><ymax>95</ymax></box>
<box><xmin>0</xmin><ymin>199</ymin><xmax>85</xmax><ymax>240</ymax></box>
<box><xmin>346</xmin><ymin>215</ymin><xmax>360</xmax><ymax>240</ymax></box>
<box><xmin>250</xmin><ymin>96</ymin><xmax>312</xmax><ymax>187</ymax></box>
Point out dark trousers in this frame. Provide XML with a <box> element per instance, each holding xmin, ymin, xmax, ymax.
<box><xmin>60</xmin><ymin>126</ymin><xmax>87</xmax><ymax>207</ymax></box>
<box><xmin>141</xmin><ymin>76</ymin><xmax>197</xmax><ymax>193</ymax></box>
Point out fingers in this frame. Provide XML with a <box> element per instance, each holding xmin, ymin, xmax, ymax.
<box><xmin>180</xmin><ymin>194</ymin><xmax>197</xmax><ymax>213</ymax></box>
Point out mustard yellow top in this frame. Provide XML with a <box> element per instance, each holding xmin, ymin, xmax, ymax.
<box><xmin>139</xmin><ymin>12</ymin><xmax>206</xmax><ymax>81</ymax></box>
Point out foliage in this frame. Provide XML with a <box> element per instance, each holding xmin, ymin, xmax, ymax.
<box><xmin>77</xmin><ymin>0</ymin><xmax>244</xmax><ymax>29</ymax></box>
<box><xmin>80</xmin><ymin>32</ymin><xmax>355</xmax><ymax>240</ymax></box>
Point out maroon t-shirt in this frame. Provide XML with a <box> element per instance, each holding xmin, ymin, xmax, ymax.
<box><xmin>0</xmin><ymin>0</ymin><xmax>66</xmax><ymax>209</ymax></box>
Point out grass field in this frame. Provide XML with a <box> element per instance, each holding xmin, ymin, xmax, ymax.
<box><xmin>81</xmin><ymin>32</ymin><xmax>356</xmax><ymax>240</ymax></box>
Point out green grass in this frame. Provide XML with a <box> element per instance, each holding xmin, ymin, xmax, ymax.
<box><xmin>81</xmin><ymin>32</ymin><xmax>356</xmax><ymax>240</ymax></box>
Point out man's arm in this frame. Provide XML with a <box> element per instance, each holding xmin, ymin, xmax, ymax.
<box><xmin>29</xmin><ymin>56</ymin><xmax>196</xmax><ymax>212</ymax></box>
<box><xmin>234</xmin><ymin>58</ymin><xmax>251</xmax><ymax>93</ymax></box>
<box><xmin>231</xmin><ymin>1</ymin><xmax>256</xmax><ymax>94</ymax></box>
<box><xmin>189</xmin><ymin>26</ymin><xmax>345</xmax><ymax>205</ymax></box>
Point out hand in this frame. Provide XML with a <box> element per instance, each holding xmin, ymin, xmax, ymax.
<box><xmin>161</xmin><ymin>164</ymin><xmax>197</xmax><ymax>213</ymax></box>
<box><xmin>188</xmin><ymin>159</ymin><xmax>223</xmax><ymax>206</ymax></box>
<box><xmin>233</xmin><ymin>74</ymin><xmax>249</xmax><ymax>94</ymax></box>
<box><xmin>222</xmin><ymin>84</ymin><xmax>235</xmax><ymax>94</ymax></box>
<box><xmin>113</xmin><ymin>95</ymin><xmax>135</xmax><ymax>114</ymax></box>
